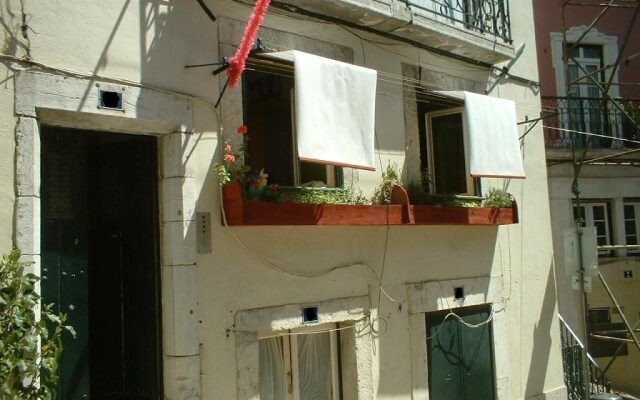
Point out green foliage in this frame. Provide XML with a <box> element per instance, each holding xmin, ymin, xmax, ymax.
<box><xmin>262</xmin><ymin>186</ymin><xmax>370</xmax><ymax>205</ymax></box>
<box><xmin>371</xmin><ymin>163</ymin><xmax>402</xmax><ymax>204</ymax></box>
<box><xmin>481</xmin><ymin>188</ymin><xmax>514</xmax><ymax>208</ymax></box>
<box><xmin>0</xmin><ymin>249</ymin><xmax>74</xmax><ymax>400</ymax></box>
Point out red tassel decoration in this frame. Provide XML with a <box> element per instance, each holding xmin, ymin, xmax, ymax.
<box><xmin>227</xmin><ymin>0</ymin><xmax>271</xmax><ymax>88</ymax></box>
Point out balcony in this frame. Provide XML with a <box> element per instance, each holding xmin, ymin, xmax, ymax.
<box><xmin>272</xmin><ymin>0</ymin><xmax>514</xmax><ymax>63</ymax></box>
<box><xmin>542</xmin><ymin>97</ymin><xmax>640</xmax><ymax>157</ymax></box>
<box><xmin>405</xmin><ymin>0</ymin><xmax>512</xmax><ymax>43</ymax></box>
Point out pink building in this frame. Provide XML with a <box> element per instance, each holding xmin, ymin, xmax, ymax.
<box><xmin>534</xmin><ymin>1</ymin><xmax>640</xmax><ymax>397</ymax></box>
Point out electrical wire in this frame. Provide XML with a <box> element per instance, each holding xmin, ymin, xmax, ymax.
<box><xmin>0</xmin><ymin>53</ymin><xmax>218</xmax><ymax>106</ymax></box>
<box><xmin>543</xmin><ymin>125</ymin><xmax>640</xmax><ymax>146</ymax></box>
<box><xmin>244</xmin><ymin>315</ymin><xmax>373</xmax><ymax>336</ymax></box>
<box><xmin>422</xmin><ymin>281</ymin><xmax>505</xmax><ymax>341</ymax></box>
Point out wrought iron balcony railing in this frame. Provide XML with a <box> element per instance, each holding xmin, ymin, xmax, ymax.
<box><xmin>406</xmin><ymin>0</ymin><xmax>512</xmax><ymax>43</ymax></box>
<box><xmin>542</xmin><ymin>96</ymin><xmax>640</xmax><ymax>150</ymax></box>
<box><xmin>559</xmin><ymin>315</ymin><xmax>612</xmax><ymax>400</ymax></box>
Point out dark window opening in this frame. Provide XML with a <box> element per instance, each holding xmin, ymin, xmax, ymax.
<box><xmin>417</xmin><ymin>94</ymin><xmax>477</xmax><ymax>195</ymax></box>
<box><xmin>587</xmin><ymin>307</ymin><xmax>629</xmax><ymax>358</ymax></box>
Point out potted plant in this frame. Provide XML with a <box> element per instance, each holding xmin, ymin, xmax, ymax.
<box><xmin>214</xmin><ymin>125</ymin><xmax>251</xmax><ymax>224</ymax></box>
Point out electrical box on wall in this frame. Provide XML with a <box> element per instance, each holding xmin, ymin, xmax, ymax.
<box><xmin>564</xmin><ymin>227</ymin><xmax>598</xmax><ymax>277</ymax></box>
<box><xmin>196</xmin><ymin>212</ymin><xmax>211</xmax><ymax>253</ymax></box>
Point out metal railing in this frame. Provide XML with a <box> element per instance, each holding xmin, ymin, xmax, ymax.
<box><xmin>542</xmin><ymin>96</ymin><xmax>640</xmax><ymax>149</ymax></box>
<box><xmin>559</xmin><ymin>314</ymin><xmax>612</xmax><ymax>399</ymax></box>
<box><xmin>406</xmin><ymin>0</ymin><xmax>512</xmax><ymax>43</ymax></box>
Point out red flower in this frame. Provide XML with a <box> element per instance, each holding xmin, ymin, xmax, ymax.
<box><xmin>224</xmin><ymin>154</ymin><xmax>236</xmax><ymax>163</ymax></box>
<box><xmin>236</xmin><ymin>125</ymin><xmax>248</xmax><ymax>135</ymax></box>
<box><xmin>224</xmin><ymin>144</ymin><xmax>232</xmax><ymax>152</ymax></box>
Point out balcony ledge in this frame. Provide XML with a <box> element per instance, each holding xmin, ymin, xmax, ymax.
<box><xmin>274</xmin><ymin>0</ymin><xmax>514</xmax><ymax>64</ymax></box>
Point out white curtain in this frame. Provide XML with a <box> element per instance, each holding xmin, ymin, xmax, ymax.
<box><xmin>263</xmin><ymin>50</ymin><xmax>378</xmax><ymax>171</ymax></box>
<box><xmin>297</xmin><ymin>333</ymin><xmax>333</xmax><ymax>400</ymax></box>
<box><xmin>260</xmin><ymin>338</ymin><xmax>286</xmax><ymax>400</ymax></box>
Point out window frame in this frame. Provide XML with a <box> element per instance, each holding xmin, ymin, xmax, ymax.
<box><xmin>425</xmin><ymin>107</ymin><xmax>476</xmax><ymax>195</ymax></box>
<box><xmin>623</xmin><ymin>201</ymin><xmax>640</xmax><ymax>255</ymax></box>
<box><xmin>259</xmin><ymin>324</ymin><xmax>341</xmax><ymax>400</ymax></box>
<box><xmin>243</xmin><ymin>58</ymin><xmax>338</xmax><ymax>188</ymax></box>
<box><xmin>573</xmin><ymin>201</ymin><xmax>613</xmax><ymax>257</ymax></box>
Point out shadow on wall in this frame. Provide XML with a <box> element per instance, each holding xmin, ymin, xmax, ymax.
<box><xmin>525</xmin><ymin>261</ymin><xmax>560</xmax><ymax>398</ymax></box>
<box><xmin>139</xmin><ymin>0</ymin><xmax>218</xmax><ymax>98</ymax></box>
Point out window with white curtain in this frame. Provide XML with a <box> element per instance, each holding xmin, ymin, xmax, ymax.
<box><xmin>259</xmin><ymin>325</ymin><xmax>341</xmax><ymax>400</ymax></box>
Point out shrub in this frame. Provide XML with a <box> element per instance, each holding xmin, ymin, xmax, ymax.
<box><xmin>371</xmin><ymin>163</ymin><xmax>402</xmax><ymax>204</ymax></box>
<box><xmin>0</xmin><ymin>249</ymin><xmax>74</xmax><ymax>400</ymax></box>
<box><xmin>482</xmin><ymin>188</ymin><xmax>514</xmax><ymax>208</ymax></box>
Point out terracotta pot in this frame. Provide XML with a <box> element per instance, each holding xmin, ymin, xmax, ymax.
<box><xmin>222</xmin><ymin>183</ymin><xmax>243</xmax><ymax>225</ymax></box>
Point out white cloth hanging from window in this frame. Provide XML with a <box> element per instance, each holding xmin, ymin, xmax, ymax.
<box><xmin>463</xmin><ymin>91</ymin><xmax>526</xmax><ymax>178</ymax></box>
<box><xmin>264</xmin><ymin>50</ymin><xmax>377</xmax><ymax>171</ymax></box>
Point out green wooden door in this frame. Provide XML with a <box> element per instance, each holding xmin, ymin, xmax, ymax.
<box><xmin>41</xmin><ymin>129</ymin><xmax>91</xmax><ymax>399</ymax></box>
<box><xmin>426</xmin><ymin>305</ymin><xmax>496</xmax><ymax>400</ymax></box>
<box><xmin>41</xmin><ymin>128</ymin><xmax>161</xmax><ymax>399</ymax></box>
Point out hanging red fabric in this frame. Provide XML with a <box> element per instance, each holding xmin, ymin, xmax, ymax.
<box><xmin>227</xmin><ymin>0</ymin><xmax>271</xmax><ymax>88</ymax></box>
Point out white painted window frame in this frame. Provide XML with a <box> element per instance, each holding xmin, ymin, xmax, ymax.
<box><xmin>425</xmin><ymin>107</ymin><xmax>476</xmax><ymax>195</ymax></box>
<box><xmin>407</xmin><ymin>276</ymin><xmax>509</xmax><ymax>400</ymax></box>
<box><xmin>550</xmin><ymin>26</ymin><xmax>619</xmax><ymax>99</ymax></box>
<box><xmin>573</xmin><ymin>202</ymin><xmax>612</xmax><ymax>256</ymax></box>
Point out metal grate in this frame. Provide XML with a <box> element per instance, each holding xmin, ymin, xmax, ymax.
<box><xmin>406</xmin><ymin>0</ymin><xmax>512</xmax><ymax>43</ymax></box>
<box><xmin>542</xmin><ymin>97</ymin><xmax>640</xmax><ymax>149</ymax></box>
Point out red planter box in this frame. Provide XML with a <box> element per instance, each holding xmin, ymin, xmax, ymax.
<box><xmin>221</xmin><ymin>192</ymin><xmax>518</xmax><ymax>226</ymax></box>
<box><xmin>411</xmin><ymin>205</ymin><xmax>518</xmax><ymax>225</ymax></box>
<box><xmin>241</xmin><ymin>202</ymin><xmax>405</xmax><ymax>225</ymax></box>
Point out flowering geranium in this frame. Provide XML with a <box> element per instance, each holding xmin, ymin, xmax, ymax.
<box><xmin>213</xmin><ymin>126</ymin><xmax>251</xmax><ymax>185</ymax></box>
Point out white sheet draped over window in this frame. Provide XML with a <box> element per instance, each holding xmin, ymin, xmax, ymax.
<box><xmin>263</xmin><ymin>50</ymin><xmax>378</xmax><ymax>171</ymax></box>
<box><xmin>435</xmin><ymin>90</ymin><xmax>526</xmax><ymax>179</ymax></box>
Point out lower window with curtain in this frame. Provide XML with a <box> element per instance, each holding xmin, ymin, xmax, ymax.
<box><xmin>259</xmin><ymin>324</ymin><xmax>341</xmax><ymax>400</ymax></box>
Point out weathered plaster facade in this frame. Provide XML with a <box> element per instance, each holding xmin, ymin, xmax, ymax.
<box><xmin>1</xmin><ymin>1</ymin><xmax>566</xmax><ymax>399</ymax></box>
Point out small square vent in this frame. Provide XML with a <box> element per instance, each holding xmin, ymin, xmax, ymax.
<box><xmin>302</xmin><ymin>306</ymin><xmax>318</xmax><ymax>323</ymax></box>
<box><xmin>98</xmin><ymin>89</ymin><xmax>123</xmax><ymax>110</ymax></box>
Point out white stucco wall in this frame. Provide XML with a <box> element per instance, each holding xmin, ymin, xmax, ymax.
<box><xmin>0</xmin><ymin>0</ymin><xmax>567</xmax><ymax>399</ymax></box>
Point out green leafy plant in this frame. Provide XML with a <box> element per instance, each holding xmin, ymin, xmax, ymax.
<box><xmin>371</xmin><ymin>162</ymin><xmax>402</xmax><ymax>204</ymax></box>
<box><xmin>262</xmin><ymin>186</ymin><xmax>370</xmax><ymax>205</ymax></box>
<box><xmin>482</xmin><ymin>188</ymin><xmax>514</xmax><ymax>208</ymax></box>
<box><xmin>0</xmin><ymin>249</ymin><xmax>75</xmax><ymax>400</ymax></box>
